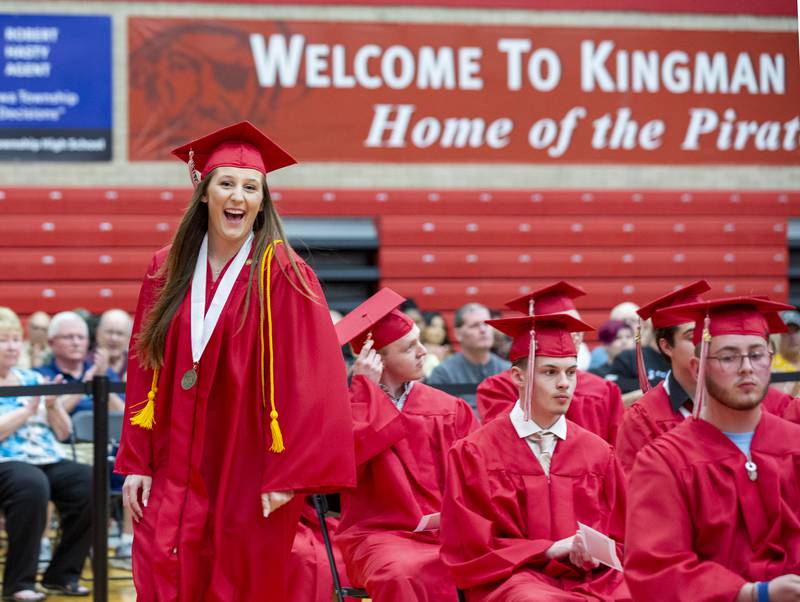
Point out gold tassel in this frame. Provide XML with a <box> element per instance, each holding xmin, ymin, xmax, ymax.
<box><xmin>260</xmin><ymin>241</ymin><xmax>285</xmax><ymax>453</ymax></box>
<box><xmin>130</xmin><ymin>367</ymin><xmax>159</xmax><ymax>429</ymax></box>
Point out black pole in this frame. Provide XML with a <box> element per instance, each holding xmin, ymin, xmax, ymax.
<box><xmin>312</xmin><ymin>495</ymin><xmax>345</xmax><ymax>602</ymax></box>
<box><xmin>91</xmin><ymin>376</ymin><xmax>110</xmax><ymax>602</ymax></box>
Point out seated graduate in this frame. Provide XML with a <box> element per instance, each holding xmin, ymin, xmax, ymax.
<box><xmin>477</xmin><ymin>281</ymin><xmax>625</xmax><ymax>445</ymax></box>
<box><xmin>441</xmin><ymin>313</ymin><xmax>630</xmax><ymax>602</ymax></box>
<box><xmin>286</xmin><ymin>497</ymin><xmax>351</xmax><ymax>602</ymax></box>
<box><xmin>335</xmin><ymin>288</ymin><xmax>479</xmax><ymax>602</ymax></box>
<box><xmin>616</xmin><ymin>282</ymin><xmax>800</xmax><ymax>474</ymax></box>
<box><xmin>625</xmin><ymin>296</ymin><xmax>800</xmax><ymax>602</ymax></box>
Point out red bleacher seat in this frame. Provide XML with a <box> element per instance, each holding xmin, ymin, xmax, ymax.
<box><xmin>379</xmin><ymin>216</ymin><xmax>786</xmax><ymax>248</ymax></box>
<box><xmin>0</xmin><ymin>216</ymin><xmax>177</xmax><ymax>247</ymax></box>
<box><xmin>0</xmin><ymin>187</ymin><xmax>794</xmax><ymax>317</ymax></box>
<box><xmin>383</xmin><ymin>278</ymin><xmax>788</xmax><ymax>312</ymax></box>
<box><xmin>380</xmin><ymin>248</ymin><xmax>787</xmax><ymax>279</ymax></box>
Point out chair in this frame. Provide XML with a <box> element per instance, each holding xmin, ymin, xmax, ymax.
<box><xmin>311</xmin><ymin>495</ymin><xmax>468</xmax><ymax>602</ymax></box>
<box><xmin>311</xmin><ymin>495</ymin><xmax>369</xmax><ymax>601</ymax></box>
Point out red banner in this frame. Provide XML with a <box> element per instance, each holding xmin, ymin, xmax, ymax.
<box><xmin>129</xmin><ymin>18</ymin><xmax>800</xmax><ymax>165</ymax></box>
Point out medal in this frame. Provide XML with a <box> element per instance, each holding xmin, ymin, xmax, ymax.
<box><xmin>181</xmin><ymin>367</ymin><xmax>198</xmax><ymax>390</ymax></box>
<box><xmin>185</xmin><ymin>232</ymin><xmax>253</xmax><ymax>393</ymax></box>
<box><xmin>745</xmin><ymin>459</ymin><xmax>758</xmax><ymax>482</ymax></box>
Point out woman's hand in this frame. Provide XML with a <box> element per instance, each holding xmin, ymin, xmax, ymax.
<box><xmin>261</xmin><ymin>491</ymin><xmax>294</xmax><ymax>518</ymax></box>
<box><xmin>351</xmin><ymin>339</ymin><xmax>383</xmax><ymax>384</ymax></box>
<box><xmin>122</xmin><ymin>474</ymin><xmax>152</xmax><ymax>523</ymax></box>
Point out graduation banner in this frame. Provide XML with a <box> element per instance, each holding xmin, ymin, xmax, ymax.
<box><xmin>128</xmin><ymin>17</ymin><xmax>800</xmax><ymax>165</ymax></box>
<box><xmin>0</xmin><ymin>14</ymin><xmax>112</xmax><ymax>161</ymax></box>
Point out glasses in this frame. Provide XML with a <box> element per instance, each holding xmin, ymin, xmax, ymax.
<box><xmin>54</xmin><ymin>334</ymin><xmax>88</xmax><ymax>342</ymax></box>
<box><xmin>707</xmin><ymin>350</ymin><xmax>773</xmax><ymax>373</ymax></box>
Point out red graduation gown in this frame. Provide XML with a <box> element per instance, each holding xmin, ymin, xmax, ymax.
<box><xmin>476</xmin><ymin>369</ymin><xmax>624</xmax><ymax>444</ymax></box>
<box><xmin>441</xmin><ymin>416</ymin><xmax>630</xmax><ymax>601</ymax></box>
<box><xmin>762</xmin><ymin>386</ymin><xmax>800</xmax><ymax>425</ymax></box>
<box><xmin>115</xmin><ymin>244</ymin><xmax>356</xmax><ymax>602</ymax></box>
<box><xmin>625</xmin><ymin>412</ymin><xmax>800</xmax><ymax>602</ymax></box>
<box><xmin>617</xmin><ymin>384</ymin><xmax>799</xmax><ymax>474</ymax></box>
<box><xmin>337</xmin><ymin>376</ymin><xmax>478</xmax><ymax>601</ymax></box>
<box><xmin>286</xmin><ymin>500</ymin><xmax>350</xmax><ymax>602</ymax></box>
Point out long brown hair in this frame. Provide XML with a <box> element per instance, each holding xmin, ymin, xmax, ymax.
<box><xmin>136</xmin><ymin>172</ymin><xmax>315</xmax><ymax>369</ymax></box>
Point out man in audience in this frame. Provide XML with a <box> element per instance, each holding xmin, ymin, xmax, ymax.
<box><xmin>18</xmin><ymin>311</ymin><xmax>50</xmax><ymax>371</ymax></box>
<box><xmin>36</xmin><ymin>311</ymin><xmax>123</xmax><ymax>416</ymax></box>
<box><xmin>625</xmin><ymin>297</ymin><xmax>800</xmax><ymax>601</ymax></box>
<box><xmin>94</xmin><ymin>309</ymin><xmax>132</xmax><ymax>383</ymax></box>
<box><xmin>441</xmin><ymin>313</ymin><xmax>629</xmax><ymax>601</ymax></box>
<box><xmin>476</xmin><ymin>282</ymin><xmax>625</xmax><ymax>445</ymax></box>
<box><xmin>335</xmin><ymin>289</ymin><xmax>478</xmax><ymax>601</ymax></box>
<box><xmin>427</xmin><ymin>302</ymin><xmax>509</xmax><ymax>409</ymax></box>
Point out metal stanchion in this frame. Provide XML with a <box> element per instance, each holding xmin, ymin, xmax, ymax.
<box><xmin>91</xmin><ymin>375</ymin><xmax>110</xmax><ymax>602</ymax></box>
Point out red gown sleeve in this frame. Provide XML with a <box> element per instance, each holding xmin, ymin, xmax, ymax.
<box><xmin>348</xmin><ymin>375</ymin><xmax>407</xmax><ymax>466</ymax></box>
<box><xmin>260</xmin><ymin>253</ymin><xmax>356</xmax><ymax>494</ymax></box>
<box><xmin>615</xmin><ymin>402</ymin><xmax>651</xmax><ymax>474</ymax></box>
<box><xmin>115</xmin><ymin>253</ymin><xmax>161</xmax><ymax>476</ymax></box>
<box><xmin>440</xmin><ymin>438</ymin><xmax>554</xmax><ymax>590</ymax></box>
<box><xmin>624</xmin><ymin>443</ymin><xmax>747</xmax><ymax>601</ymax></box>
<box><xmin>604</xmin><ymin>380</ymin><xmax>625</xmax><ymax>444</ymax></box>
<box><xmin>475</xmin><ymin>372</ymin><xmax>517</xmax><ymax>424</ymax></box>
<box><xmin>455</xmin><ymin>397</ymin><xmax>481</xmax><ymax>439</ymax></box>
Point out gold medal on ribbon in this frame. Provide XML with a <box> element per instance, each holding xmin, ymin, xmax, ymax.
<box><xmin>181</xmin><ymin>367</ymin><xmax>197</xmax><ymax>390</ymax></box>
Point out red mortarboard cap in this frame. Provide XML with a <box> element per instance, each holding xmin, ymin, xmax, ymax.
<box><xmin>335</xmin><ymin>288</ymin><xmax>414</xmax><ymax>354</ymax></box>
<box><xmin>487</xmin><ymin>313</ymin><xmax>594</xmax><ymax>361</ymax></box>
<box><xmin>636</xmin><ymin>280</ymin><xmax>711</xmax><ymax>329</ymax></box>
<box><xmin>505</xmin><ymin>281</ymin><xmax>586</xmax><ymax>316</ymax></box>
<box><xmin>171</xmin><ymin>121</ymin><xmax>297</xmax><ymax>183</ymax></box>
<box><xmin>659</xmin><ymin>296</ymin><xmax>792</xmax><ymax>346</ymax></box>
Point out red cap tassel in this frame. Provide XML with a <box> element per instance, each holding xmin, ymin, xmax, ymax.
<box><xmin>635</xmin><ymin>318</ymin><xmax>652</xmax><ymax>393</ymax></box>
<box><xmin>187</xmin><ymin>149</ymin><xmax>201</xmax><ymax>190</ymax></box>
<box><xmin>521</xmin><ymin>297</ymin><xmax>536</xmax><ymax>421</ymax></box>
<box><xmin>693</xmin><ymin>314</ymin><xmax>711</xmax><ymax>419</ymax></box>
<box><xmin>522</xmin><ymin>328</ymin><xmax>536</xmax><ymax>422</ymax></box>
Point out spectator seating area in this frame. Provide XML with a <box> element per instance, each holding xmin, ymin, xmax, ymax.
<box><xmin>0</xmin><ymin>188</ymin><xmax>794</xmax><ymax>335</ymax></box>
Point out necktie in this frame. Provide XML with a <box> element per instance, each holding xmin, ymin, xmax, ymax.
<box><xmin>528</xmin><ymin>431</ymin><xmax>557</xmax><ymax>475</ymax></box>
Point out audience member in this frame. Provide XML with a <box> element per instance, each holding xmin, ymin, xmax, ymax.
<box><xmin>0</xmin><ymin>307</ymin><xmax>91</xmax><ymax>600</ymax></box>
<box><xmin>427</xmin><ymin>303</ymin><xmax>510</xmax><ymax>408</ymax></box>
<box><xmin>588</xmin><ymin>301</ymin><xmax>639</xmax><ymax>369</ymax></box>
<box><xmin>36</xmin><ymin>311</ymin><xmax>123</xmax><ymax>416</ymax></box>
<box><xmin>94</xmin><ymin>309</ymin><xmax>132</xmax><ymax>382</ymax></box>
<box><xmin>420</xmin><ymin>311</ymin><xmax>452</xmax><ymax>378</ymax></box>
<box><xmin>771</xmin><ymin>309</ymin><xmax>800</xmax><ymax>396</ymax></box>
<box><xmin>18</xmin><ymin>312</ymin><xmax>50</xmax><ymax>371</ymax></box>
<box><xmin>589</xmin><ymin>320</ymin><xmax>634</xmax><ymax>379</ymax></box>
<box><xmin>606</xmin><ymin>317</ymin><xmax>670</xmax><ymax>404</ymax></box>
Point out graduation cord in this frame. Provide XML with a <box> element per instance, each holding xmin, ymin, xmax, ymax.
<box><xmin>130</xmin><ymin>367</ymin><xmax>159</xmax><ymax>429</ymax></box>
<box><xmin>259</xmin><ymin>240</ymin><xmax>285</xmax><ymax>453</ymax></box>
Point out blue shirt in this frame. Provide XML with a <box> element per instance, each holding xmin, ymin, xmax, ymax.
<box><xmin>0</xmin><ymin>368</ymin><xmax>65</xmax><ymax>465</ymax></box>
<box><xmin>723</xmin><ymin>430</ymin><xmax>755</xmax><ymax>458</ymax></box>
<box><xmin>36</xmin><ymin>359</ymin><xmax>120</xmax><ymax>414</ymax></box>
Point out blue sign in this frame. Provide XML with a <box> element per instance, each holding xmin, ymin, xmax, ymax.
<box><xmin>0</xmin><ymin>14</ymin><xmax>112</xmax><ymax>160</ymax></box>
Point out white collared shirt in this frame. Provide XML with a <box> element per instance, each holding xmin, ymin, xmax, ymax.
<box><xmin>509</xmin><ymin>400</ymin><xmax>568</xmax><ymax>471</ymax></box>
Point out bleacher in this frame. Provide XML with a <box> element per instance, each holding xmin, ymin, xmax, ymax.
<box><xmin>0</xmin><ymin>188</ymin><xmax>795</xmax><ymax>325</ymax></box>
